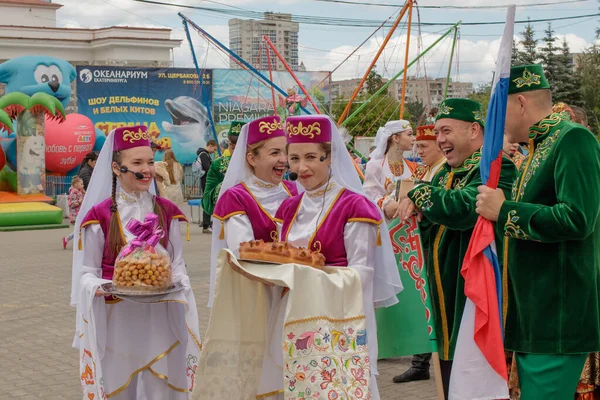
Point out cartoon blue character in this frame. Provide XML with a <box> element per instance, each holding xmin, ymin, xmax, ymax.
<box><xmin>0</xmin><ymin>56</ymin><xmax>76</xmax><ymax>108</ymax></box>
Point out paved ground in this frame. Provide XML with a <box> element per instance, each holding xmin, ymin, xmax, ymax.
<box><xmin>0</xmin><ymin>212</ymin><xmax>438</xmax><ymax>399</ymax></box>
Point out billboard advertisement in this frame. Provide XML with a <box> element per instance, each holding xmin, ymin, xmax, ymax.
<box><xmin>212</xmin><ymin>68</ymin><xmax>331</xmax><ymax>141</ymax></box>
<box><xmin>76</xmin><ymin>66</ymin><xmax>213</xmax><ymax>164</ymax></box>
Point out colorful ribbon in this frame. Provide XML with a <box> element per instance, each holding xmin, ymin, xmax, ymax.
<box><xmin>121</xmin><ymin>213</ymin><xmax>164</xmax><ymax>257</ymax></box>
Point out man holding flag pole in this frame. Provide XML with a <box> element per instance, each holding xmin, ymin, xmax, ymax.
<box><xmin>476</xmin><ymin>58</ymin><xmax>600</xmax><ymax>400</ymax></box>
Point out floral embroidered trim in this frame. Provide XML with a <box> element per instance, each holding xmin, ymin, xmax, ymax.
<box><xmin>258</xmin><ymin>120</ymin><xmax>284</xmax><ymax>135</ymax></box>
<box><xmin>436</xmin><ymin>103</ymin><xmax>453</xmax><ymax>117</ymax></box>
<box><xmin>253</xmin><ymin>180</ymin><xmax>277</xmax><ymax>189</ymax></box>
<box><xmin>306</xmin><ymin>182</ymin><xmax>336</xmax><ymax>198</ymax></box>
<box><xmin>218</xmin><ymin>156</ymin><xmax>230</xmax><ymax>173</ymax></box>
<box><xmin>514</xmin><ymin>130</ymin><xmax>560</xmax><ymax>201</ymax></box>
<box><xmin>287</xmin><ymin>121</ymin><xmax>321</xmax><ymax>139</ymax></box>
<box><xmin>473</xmin><ymin>109</ymin><xmax>485</xmax><ymax>123</ymax></box>
<box><xmin>412</xmin><ymin>186</ymin><xmax>434</xmax><ymax>211</ymax></box>
<box><xmin>122</xmin><ymin>128</ymin><xmax>152</xmax><ymax>143</ymax></box>
<box><xmin>451</xmin><ymin>149</ymin><xmax>481</xmax><ymax>174</ymax></box>
<box><xmin>528</xmin><ymin>112</ymin><xmax>564</xmax><ymax>141</ymax></box>
<box><xmin>513</xmin><ymin>68</ymin><xmax>541</xmax><ymax>89</ymax></box>
<box><xmin>504</xmin><ymin>210</ymin><xmax>530</xmax><ymax>240</ymax></box>
<box><xmin>388</xmin><ymin>159</ymin><xmax>405</xmax><ymax>177</ymax></box>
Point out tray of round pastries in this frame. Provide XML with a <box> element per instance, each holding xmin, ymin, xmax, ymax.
<box><xmin>238</xmin><ymin>240</ymin><xmax>326</xmax><ymax>269</ymax></box>
<box><xmin>100</xmin><ymin>281</ymin><xmax>184</xmax><ymax>298</ymax></box>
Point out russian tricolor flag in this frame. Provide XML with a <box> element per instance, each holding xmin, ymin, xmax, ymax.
<box><xmin>449</xmin><ymin>6</ymin><xmax>515</xmax><ymax>400</ymax></box>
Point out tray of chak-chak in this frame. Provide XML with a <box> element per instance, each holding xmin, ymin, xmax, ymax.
<box><xmin>101</xmin><ymin>281</ymin><xmax>184</xmax><ymax>298</ymax></box>
<box><xmin>237</xmin><ymin>240</ymin><xmax>326</xmax><ymax>270</ymax></box>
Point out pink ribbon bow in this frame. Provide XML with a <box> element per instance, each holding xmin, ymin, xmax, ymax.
<box><xmin>121</xmin><ymin>213</ymin><xmax>164</xmax><ymax>257</ymax></box>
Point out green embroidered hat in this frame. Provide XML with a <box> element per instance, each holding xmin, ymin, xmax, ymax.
<box><xmin>509</xmin><ymin>64</ymin><xmax>550</xmax><ymax>95</ymax></box>
<box><xmin>435</xmin><ymin>98</ymin><xmax>485</xmax><ymax>128</ymax></box>
<box><xmin>227</xmin><ymin>121</ymin><xmax>246</xmax><ymax>137</ymax></box>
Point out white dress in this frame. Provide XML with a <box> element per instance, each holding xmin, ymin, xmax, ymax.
<box><xmin>364</xmin><ymin>156</ymin><xmax>414</xmax><ymax>208</ymax></box>
<box><xmin>266</xmin><ymin>180</ymin><xmax>383</xmax><ymax>400</ymax></box>
<box><xmin>76</xmin><ymin>189</ymin><xmax>201</xmax><ymax>400</ymax></box>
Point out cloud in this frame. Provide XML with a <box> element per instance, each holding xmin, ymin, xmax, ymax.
<box><xmin>300</xmin><ymin>30</ymin><xmax>593</xmax><ymax>86</ymax></box>
<box><xmin>172</xmin><ymin>25</ymin><xmax>231</xmax><ymax>69</ymax></box>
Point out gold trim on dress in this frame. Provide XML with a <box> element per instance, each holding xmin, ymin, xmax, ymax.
<box><xmin>106</xmin><ymin>340</ymin><xmax>181</xmax><ymax>398</ymax></box>
<box><xmin>433</xmin><ymin>226</ymin><xmax>450</xmax><ymax>359</ymax></box>
<box><xmin>241</xmin><ymin>182</ymin><xmax>278</xmax><ymax>223</ymax></box>
<box><xmin>147</xmin><ymin>367</ymin><xmax>189</xmax><ymax>393</ymax></box>
<box><xmin>347</xmin><ymin>217</ymin><xmax>382</xmax><ymax>225</ymax></box>
<box><xmin>212</xmin><ymin>210</ymin><xmax>247</xmax><ymax>221</ymax></box>
<box><xmin>308</xmin><ymin>189</ymin><xmax>346</xmax><ymax>250</ymax></box>
<box><xmin>285</xmin><ymin>315</ymin><xmax>365</xmax><ymax>328</ymax></box>
<box><xmin>253</xmin><ymin>179</ymin><xmax>277</xmax><ymax>189</ymax></box>
<box><xmin>256</xmin><ymin>389</ymin><xmax>285</xmax><ymax>399</ymax></box>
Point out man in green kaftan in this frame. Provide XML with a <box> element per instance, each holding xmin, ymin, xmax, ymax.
<box><xmin>476</xmin><ymin>64</ymin><xmax>600</xmax><ymax>400</ymax></box>
<box><xmin>201</xmin><ymin>121</ymin><xmax>246</xmax><ymax>217</ymax></box>
<box><xmin>397</xmin><ymin>98</ymin><xmax>518</xmax><ymax>397</ymax></box>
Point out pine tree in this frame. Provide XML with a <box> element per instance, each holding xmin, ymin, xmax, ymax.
<box><xmin>517</xmin><ymin>21</ymin><xmax>538</xmax><ymax>65</ymax></box>
<box><xmin>557</xmin><ymin>38</ymin><xmax>584</xmax><ymax>106</ymax></box>
<box><xmin>511</xmin><ymin>39</ymin><xmax>520</xmax><ymax>65</ymax></box>
<box><xmin>540</xmin><ymin>23</ymin><xmax>561</xmax><ymax>98</ymax></box>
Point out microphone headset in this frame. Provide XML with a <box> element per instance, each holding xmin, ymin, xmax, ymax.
<box><xmin>119</xmin><ymin>166</ymin><xmax>144</xmax><ymax>180</ymax></box>
<box><xmin>286</xmin><ymin>155</ymin><xmax>328</xmax><ymax>181</ymax></box>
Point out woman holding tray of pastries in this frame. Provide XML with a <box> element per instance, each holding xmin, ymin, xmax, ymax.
<box><xmin>274</xmin><ymin>114</ymin><xmax>403</xmax><ymax>399</ymax></box>
<box><xmin>363</xmin><ymin>119</ymin><xmax>417</xmax><ymax>219</ymax></box>
<box><xmin>70</xmin><ymin>125</ymin><xmax>201</xmax><ymax>400</ymax></box>
<box><xmin>209</xmin><ymin>114</ymin><xmax>297</xmax><ymax>307</ymax></box>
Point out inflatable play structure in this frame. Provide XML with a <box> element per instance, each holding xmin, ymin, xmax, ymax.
<box><xmin>0</xmin><ymin>56</ymin><xmax>81</xmax><ymax>230</ymax></box>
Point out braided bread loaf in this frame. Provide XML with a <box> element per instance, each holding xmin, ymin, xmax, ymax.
<box><xmin>239</xmin><ymin>240</ymin><xmax>325</xmax><ymax>269</ymax></box>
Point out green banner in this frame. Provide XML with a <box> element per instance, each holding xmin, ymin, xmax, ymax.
<box><xmin>376</xmin><ymin>215</ymin><xmax>437</xmax><ymax>358</ymax></box>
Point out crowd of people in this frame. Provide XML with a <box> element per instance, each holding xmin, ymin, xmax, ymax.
<box><xmin>69</xmin><ymin>64</ymin><xmax>599</xmax><ymax>400</ymax></box>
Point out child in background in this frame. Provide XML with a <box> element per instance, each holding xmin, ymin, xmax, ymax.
<box><xmin>62</xmin><ymin>176</ymin><xmax>85</xmax><ymax>249</ymax></box>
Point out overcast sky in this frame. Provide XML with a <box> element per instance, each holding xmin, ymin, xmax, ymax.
<box><xmin>55</xmin><ymin>0</ymin><xmax>599</xmax><ymax>86</ymax></box>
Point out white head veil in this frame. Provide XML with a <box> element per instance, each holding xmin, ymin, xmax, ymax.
<box><xmin>319</xmin><ymin>115</ymin><xmax>403</xmax><ymax>307</ymax></box>
<box><xmin>369</xmin><ymin>119</ymin><xmax>412</xmax><ymax>160</ymax></box>
<box><xmin>70</xmin><ymin>129</ymin><xmax>157</xmax><ymax>307</ymax></box>
<box><xmin>208</xmin><ymin>123</ymin><xmax>252</xmax><ymax>307</ymax></box>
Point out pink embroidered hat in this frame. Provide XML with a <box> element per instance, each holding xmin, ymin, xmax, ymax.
<box><xmin>114</xmin><ymin>126</ymin><xmax>152</xmax><ymax>151</ymax></box>
<box><xmin>247</xmin><ymin>115</ymin><xmax>285</xmax><ymax>145</ymax></box>
<box><xmin>285</xmin><ymin>115</ymin><xmax>332</xmax><ymax>144</ymax></box>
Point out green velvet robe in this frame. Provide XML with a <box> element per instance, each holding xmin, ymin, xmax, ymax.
<box><xmin>498</xmin><ymin>112</ymin><xmax>600</xmax><ymax>354</ymax></box>
<box><xmin>408</xmin><ymin>150</ymin><xmax>518</xmax><ymax>360</ymax></box>
<box><xmin>201</xmin><ymin>155</ymin><xmax>230</xmax><ymax>216</ymax></box>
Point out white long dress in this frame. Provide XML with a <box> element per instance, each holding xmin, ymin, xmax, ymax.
<box><xmin>76</xmin><ymin>189</ymin><xmax>201</xmax><ymax>400</ymax></box>
<box><xmin>268</xmin><ymin>180</ymin><xmax>383</xmax><ymax>400</ymax></box>
<box><xmin>364</xmin><ymin>156</ymin><xmax>414</xmax><ymax>208</ymax></box>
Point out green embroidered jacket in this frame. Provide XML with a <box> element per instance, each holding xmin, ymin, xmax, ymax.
<box><xmin>498</xmin><ymin>113</ymin><xmax>600</xmax><ymax>354</ymax></box>
<box><xmin>201</xmin><ymin>155</ymin><xmax>230</xmax><ymax>216</ymax></box>
<box><xmin>408</xmin><ymin>150</ymin><xmax>518</xmax><ymax>360</ymax></box>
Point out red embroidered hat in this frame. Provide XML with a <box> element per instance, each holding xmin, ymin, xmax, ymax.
<box><xmin>285</xmin><ymin>115</ymin><xmax>332</xmax><ymax>144</ymax></box>
<box><xmin>114</xmin><ymin>126</ymin><xmax>152</xmax><ymax>151</ymax></box>
<box><xmin>416</xmin><ymin>125</ymin><xmax>436</xmax><ymax>141</ymax></box>
<box><xmin>247</xmin><ymin>115</ymin><xmax>285</xmax><ymax>145</ymax></box>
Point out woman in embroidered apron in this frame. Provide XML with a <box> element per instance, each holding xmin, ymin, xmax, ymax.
<box><xmin>208</xmin><ymin>115</ymin><xmax>297</xmax><ymax>307</ymax></box>
<box><xmin>274</xmin><ymin>115</ymin><xmax>403</xmax><ymax>399</ymax></box>
<box><xmin>363</xmin><ymin>120</ymin><xmax>417</xmax><ymax>220</ymax></box>
<box><xmin>70</xmin><ymin>126</ymin><xmax>201</xmax><ymax>400</ymax></box>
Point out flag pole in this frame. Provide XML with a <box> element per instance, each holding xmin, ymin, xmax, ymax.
<box><xmin>399</xmin><ymin>0</ymin><xmax>414</xmax><ymax>119</ymax></box>
<box><xmin>443</xmin><ymin>26</ymin><xmax>459</xmax><ymax>102</ymax></box>
<box><xmin>265</xmin><ymin>44</ymin><xmax>277</xmax><ymax>116</ymax></box>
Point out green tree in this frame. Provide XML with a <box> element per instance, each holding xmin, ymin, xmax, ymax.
<box><xmin>511</xmin><ymin>39</ymin><xmax>520</xmax><ymax>65</ymax></box>
<box><xmin>365</xmin><ymin>69</ymin><xmax>385</xmax><ymax>95</ymax></box>
<box><xmin>333</xmin><ymin>94</ymin><xmax>402</xmax><ymax>137</ymax></box>
<box><xmin>556</xmin><ymin>38</ymin><xmax>584</xmax><ymax>106</ymax></box>
<box><xmin>468</xmin><ymin>83</ymin><xmax>492</xmax><ymax>115</ymax></box>
<box><xmin>517</xmin><ymin>21</ymin><xmax>539</xmax><ymax>65</ymax></box>
<box><xmin>310</xmin><ymin>86</ymin><xmax>328</xmax><ymax>112</ymax></box>
<box><xmin>540</xmin><ymin>24</ymin><xmax>562</xmax><ymax>98</ymax></box>
<box><xmin>578</xmin><ymin>43</ymin><xmax>600</xmax><ymax>135</ymax></box>
<box><xmin>405</xmin><ymin>98</ymin><xmax>425</xmax><ymax>126</ymax></box>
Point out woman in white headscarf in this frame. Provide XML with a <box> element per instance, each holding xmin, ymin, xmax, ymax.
<box><xmin>274</xmin><ymin>114</ymin><xmax>403</xmax><ymax>400</ymax></box>
<box><xmin>207</xmin><ymin>115</ymin><xmax>297</xmax><ymax>307</ymax></box>
<box><xmin>364</xmin><ymin>120</ymin><xmax>417</xmax><ymax>219</ymax></box>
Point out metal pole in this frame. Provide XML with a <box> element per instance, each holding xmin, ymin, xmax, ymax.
<box><xmin>182</xmin><ymin>18</ymin><xmax>221</xmax><ymax>157</ymax></box>
<box><xmin>443</xmin><ymin>26</ymin><xmax>459</xmax><ymax>101</ymax></box>
<box><xmin>341</xmin><ymin>22</ymin><xmax>461</xmax><ymax>127</ymax></box>
<box><xmin>399</xmin><ymin>0</ymin><xmax>413</xmax><ymax>119</ymax></box>
<box><xmin>179</xmin><ymin>13</ymin><xmax>311</xmax><ymax>115</ymax></box>
<box><xmin>337</xmin><ymin>1</ymin><xmax>411</xmax><ymax>124</ymax></box>
<box><xmin>263</xmin><ymin>35</ymin><xmax>322</xmax><ymax>114</ymax></box>
<box><xmin>265</xmin><ymin>44</ymin><xmax>277</xmax><ymax>115</ymax></box>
